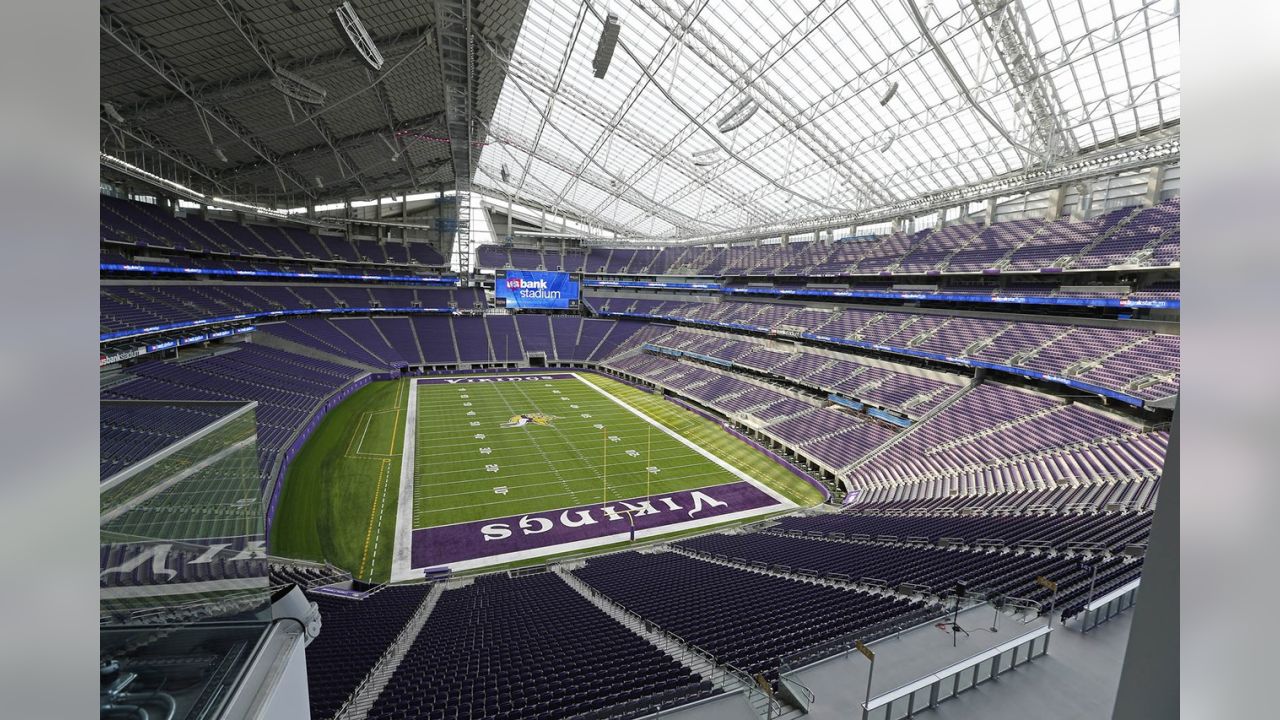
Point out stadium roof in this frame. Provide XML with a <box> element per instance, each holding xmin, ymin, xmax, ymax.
<box><xmin>100</xmin><ymin>0</ymin><xmax>530</xmax><ymax>204</ymax></box>
<box><xmin>100</xmin><ymin>0</ymin><xmax>1180</xmax><ymax>242</ymax></box>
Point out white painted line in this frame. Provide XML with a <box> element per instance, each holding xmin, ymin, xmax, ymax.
<box><xmin>390</xmin><ymin>380</ymin><xmax>417</xmax><ymax>582</ymax></box>
<box><xmin>571</xmin><ymin>373</ymin><xmax>795</xmax><ymax>508</ymax></box>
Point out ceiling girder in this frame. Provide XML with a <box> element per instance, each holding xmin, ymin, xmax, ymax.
<box><xmin>100</xmin><ymin>6</ymin><xmax>316</xmax><ymax>201</ymax></box>
<box><xmin>636</xmin><ymin>0</ymin><xmax>894</xmax><ymax>209</ymax></box>
<box><xmin>509</xmin><ymin>1</ymin><xmax>589</xmax><ymax>203</ymax></box>
<box><xmin>481</xmin><ymin>39</ymin><xmax>775</xmax><ymax>229</ymax></box>
<box><xmin>213</xmin><ymin>0</ymin><xmax>370</xmax><ymax>196</ymax></box>
<box><xmin>100</xmin><ymin>117</ymin><xmax>228</xmax><ymax>194</ymax></box>
<box><xmin>539</xmin><ymin>0</ymin><xmax>709</xmax><ymax>212</ymax></box>
<box><xmin>575</xmin><ymin>1</ymin><xmax>851</xmax><ymax>228</ymax></box>
<box><xmin>434</xmin><ymin>0</ymin><xmax>475</xmax><ymax>274</ymax></box>
<box><xmin>119</xmin><ymin>23</ymin><xmax>438</xmax><ymax>125</ymax></box>
<box><xmin>687</xmin><ymin>2</ymin><xmax>1174</xmax><ymax>222</ymax></box>
<box><xmin>486</xmin><ymin>121</ymin><xmax>706</xmax><ymax>233</ymax></box>
<box><xmin>679</xmin><ymin>133</ymin><xmax>1178</xmax><ymax>246</ymax></box>
<box><xmin>216</xmin><ymin>112</ymin><xmax>446</xmax><ymax>180</ymax></box>
<box><xmin>973</xmin><ymin>0</ymin><xmax>1079</xmax><ymax>164</ymax></box>
<box><xmin>435</xmin><ymin>0</ymin><xmax>476</xmax><ymax>191</ymax></box>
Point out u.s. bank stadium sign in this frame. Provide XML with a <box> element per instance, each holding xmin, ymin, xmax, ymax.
<box><xmin>410</xmin><ymin>480</ymin><xmax>784</xmax><ymax>568</ymax></box>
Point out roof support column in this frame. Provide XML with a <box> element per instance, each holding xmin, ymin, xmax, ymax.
<box><xmin>435</xmin><ymin>0</ymin><xmax>475</xmax><ymax>278</ymax></box>
<box><xmin>1144</xmin><ymin>166</ymin><xmax>1166</xmax><ymax>207</ymax></box>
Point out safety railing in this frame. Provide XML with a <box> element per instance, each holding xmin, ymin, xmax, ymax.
<box><xmin>861</xmin><ymin>623</ymin><xmax>1053</xmax><ymax>720</ymax></box>
<box><xmin>1077</xmin><ymin>578</ymin><xmax>1141</xmax><ymax>633</ymax></box>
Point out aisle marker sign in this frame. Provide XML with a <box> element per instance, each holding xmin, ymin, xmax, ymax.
<box><xmin>855</xmin><ymin>639</ymin><xmax>875</xmax><ymax>661</ymax></box>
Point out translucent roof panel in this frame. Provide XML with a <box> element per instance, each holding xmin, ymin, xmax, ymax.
<box><xmin>476</xmin><ymin>0</ymin><xmax>1180</xmax><ymax>241</ymax></box>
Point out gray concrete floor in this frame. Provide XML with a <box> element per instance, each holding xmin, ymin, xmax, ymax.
<box><xmin>793</xmin><ymin>607</ymin><xmax>1133</xmax><ymax>720</ymax></box>
<box><xmin>927</xmin><ymin>613</ymin><xmax>1133</xmax><ymax>720</ymax></box>
<box><xmin>793</xmin><ymin>603</ymin><xmax>1045</xmax><ymax>720</ymax></box>
<box><xmin>651</xmin><ymin>607</ymin><xmax>1134</xmax><ymax>720</ymax></box>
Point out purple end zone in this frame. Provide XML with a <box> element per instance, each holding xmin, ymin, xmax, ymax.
<box><xmin>411</xmin><ymin>480</ymin><xmax>780</xmax><ymax>568</ymax></box>
<box><xmin>416</xmin><ymin>372</ymin><xmax>579</xmax><ymax>385</ymax></box>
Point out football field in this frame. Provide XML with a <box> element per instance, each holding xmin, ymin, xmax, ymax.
<box><xmin>272</xmin><ymin>372</ymin><xmax>825</xmax><ymax>582</ymax></box>
<box><xmin>413</xmin><ymin>375</ymin><xmax>767</xmax><ymax>526</ymax></box>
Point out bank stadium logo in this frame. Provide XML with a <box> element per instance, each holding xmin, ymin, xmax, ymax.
<box><xmin>504</xmin><ymin>276</ymin><xmax>562</xmax><ymax>301</ymax></box>
<box><xmin>501</xmin><ymin>412</ymin><xmax>562</xmax><ymax>428</ymax></box>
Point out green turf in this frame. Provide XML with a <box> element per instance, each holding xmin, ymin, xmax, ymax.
<box><xmin>414</xmin><ymin>374</ymin><xmax>824</xmax><ymax>528</ymax></box>
<box><xmin>269</xmin><ymin>378</ymin><xmax>407</xmax><ymax>582</ymax></box>
<box><xmin>578</xmin><ymin>374</ymin><xmax>826</xmax><ymax>507</ymax></box>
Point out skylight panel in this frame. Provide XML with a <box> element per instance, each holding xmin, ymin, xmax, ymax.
<box><xmin>479</xmin><ymin>0</ymin><xmax>1177</xmax><ymax>241</ymax></box>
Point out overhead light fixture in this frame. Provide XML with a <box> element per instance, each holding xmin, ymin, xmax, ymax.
<box><xmin>212</xmin><ymin>146</ymin><xmax>229</xmax><ymax>163</ymax></box>
<box><xmin>334</xmin><ymin>1</ymin><xmax>385</xmax><ymax>71</ymax></box>
<box><xmin>717</xmin><ymin>96</ymin><xmax>759</xmax><ymax>133</ymax></box>
<box><xmin>691</xmin><ymin>147</ymin><xmax>723</xmax><ymax>167</ymax></box>
<box><xmin>102</xmin><ymin>102</ymin><xmax>125</xmax><ymax>124</ymax></box>
<box><xmin>879</xmin><ymin>81</ymin><xmax>899</xmax><ymax>106</ymax></box>
<box><xmin>313</xmin><ymin>175</ymin><xmax>324</xmax><ymax>189</ymax></box>
<box><xmin>879</xmin><ymin>133</ymin><xmax>896</xmax><ymax>152</ymax></box>
<box><xmin>271</xmin><ymin>67</ymin><xmax>328</xmax><ymax>105</ymax></box>
<box><xmin>593</xmin><ymin>12</ymin><xmax>622</xmax><ymax>79</ymax></box>
<box><xmin>500</xmin><ymin>164</ymin><xmax>510</xmax><ymax>183</ymax></box>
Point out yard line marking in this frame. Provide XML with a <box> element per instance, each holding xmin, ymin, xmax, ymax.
<box><xmin>405</xmin><ymin>448</ymin><xmax>708</xmax><ymax>478</ymax></box>
<box><xmin>356</xmin><ymin>412</ymin><xmax>374</xmax><ymax>455</ymax></box>
<box><xmin>358</xmin><ymin>457</ymin><xmax>389</xmax><ymax>580</ymax></box>
<box><xmin>366</xmin><ymin>458</ymin><xmax>393</xmax><ymax>580</ymax></box>
<box><xmin>344</xmin><ymin>412</ymin><xmax>369</xmax><ymax>458</ymax></box>
<box><xmin>414</xmin><ymin>458</ymin><xmax>721</xmax><ymax>499</ymax></box>
<box><xmin>388</xmin><ymin>378</ymin><xmax>404</xmax><ymax>456</ymax></box>
<box><xmin>488</xmin><ymin>379</ymin><xmax>587</xmax><ymax>504</ymax></box>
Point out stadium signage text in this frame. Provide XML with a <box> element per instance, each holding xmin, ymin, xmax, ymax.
<box><xmin>100</xmin><ymin>541</ymin><xmax>266</xmax><ymax>582</ymax></box>
<box><xmin>410</xmin><ymin>480</ymin><xmax>781</xmax><ymax>568</ymax></box>
<box><xmin>478</xmin><ymin>491</ymin><xmax>730</xmax><ymax>542</ymax></box>
<box><xmin>419</xmin><ymin>373</ymin><xmax>575</xmax><ymax>385</ymax></box>
<box><xmin>504</xmin><ymin>276</ymin><xmax>562</xmax><ymax>300</ymax></box>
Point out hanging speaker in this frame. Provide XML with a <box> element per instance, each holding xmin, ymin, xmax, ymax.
<box><xmin>593</xmin><ymin>13</ymin><xmax>621</xmax><ymax>79</ymax></box>
<box><xmin>880</xmin><ymin>81</ymin><xmax>899</xmax><ymax>106</ymax></box>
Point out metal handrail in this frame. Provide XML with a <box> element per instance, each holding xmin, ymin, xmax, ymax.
<box><xmin>863</xmin><ymin>623</ymin><xmax>1053</xmax><ymax>715</ymax></box>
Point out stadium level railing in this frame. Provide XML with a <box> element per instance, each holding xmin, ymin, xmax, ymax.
<box><xmin>860</xmin><ymin>623</ymin><xmax>1053</xmax><ymax>720</ymax></box>
<box><xmin>1075</xmin><ymin>578</ymin><xmax>1141</xmax><ymax>634</ymax></box>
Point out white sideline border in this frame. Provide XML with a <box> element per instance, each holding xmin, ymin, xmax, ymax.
<box><xmin>390</xmin><ymin>378</ymin><xmax>418</xmax><ymax>582</ymax></box>
<box><xmin>388</xmin><ymin>372</ymin><xmax>797</xmax><ymax>581</ymax></box>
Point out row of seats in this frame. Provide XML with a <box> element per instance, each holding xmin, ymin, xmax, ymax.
<box><xmin>478</xmin><ymin>198</ymin><xmax>1180</xmax><ymax>276</ymax></box>
<box><xmin>101</xmin><ymin>194</ymin><xmax>446</xmax><ymax>267</ymax></box>
<box><xmin>572</xmin><ymin>551</ymin><xmax>937</xmax><ymax>686</ymax></box>
<box><xmin>365</xmin><ymin>574</ymin><xmax>717</xmax><ymax>720</ymax></box>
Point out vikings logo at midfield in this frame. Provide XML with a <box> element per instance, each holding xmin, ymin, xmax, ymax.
<box><xmin>500</xmin><ymin>412</ymin><xmax>562</xmax><ymax>428</ymax></box>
